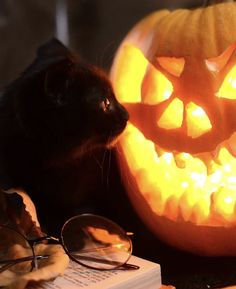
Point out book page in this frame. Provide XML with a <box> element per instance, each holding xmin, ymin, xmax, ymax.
<box><xmin>30</xmin><ymin>263</ymin><xmax>120</xmax><ymax>288</ymax></box>
<box><xmin>28</xmin><ymin>255</ymin><xmax>161</xmax><ymax>289</ymax></box>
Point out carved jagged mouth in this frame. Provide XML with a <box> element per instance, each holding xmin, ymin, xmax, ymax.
<box><xmin>124</xmin><ymin>99</ymin><xmax>236</xmax><ymax>154</ymax></box>
<box><xmin>111</xmin><ymin>44</ymin><xmax>236</xmax><ymax>226</ymax></box>
<box><xmin>119</xmin><ymin>123</ymin><xmax>236</xmax><ymax>227</ymax></box>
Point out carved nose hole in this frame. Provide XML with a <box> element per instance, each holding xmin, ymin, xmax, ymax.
<box><xmin>157</xmin><ymin>97</ymin><xmax>183</xmax><ymax>129</ymax></box>
<box><xmin>186</xmin><ymin>102</ymin><xmax>212</xmax><ymax>138</ymax></box>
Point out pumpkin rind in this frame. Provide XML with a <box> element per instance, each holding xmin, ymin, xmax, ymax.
<box><xmin>111</xmin><ymin>2</ymin><xmax>236</xmax><ymax>255</ymax></box>
<box><xmin>111</xmin><ymin>3</ymin><xmax>236</xmax><ymax>62</ymax></box>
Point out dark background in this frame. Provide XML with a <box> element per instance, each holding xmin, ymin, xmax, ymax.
<box><xmin>2</xmin><ymin>1</ymin><xmax>236</xmax><ymax>288</ymax></box>
<box><xmin>0</xmin><ymin>0</ymin><xmax>203</xmax><ymax>89</ymax></box>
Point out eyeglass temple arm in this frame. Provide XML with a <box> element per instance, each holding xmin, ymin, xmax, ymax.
<box><xmin>0</xmin><ymin>255</ymin><xmax>49</xmax><ymax>273</ymax></box>
<box><xmin>71</xmin><ymin>253</ymin><xmax>139</xmax><ymax>270</ymax></box>
<box><xmin>0</xmin><ymin>235</ymin><xmax>58</xmax><ymax>273</ymax></box>
<box><xmin>30</xmin><ymin>237</ymin><xmax>139</xmax><ymax>270</ymax></box>
<box><xmin>28</xmin><ymin>235</ymin><xmax>60</xmax><ymax>246</ymax></box>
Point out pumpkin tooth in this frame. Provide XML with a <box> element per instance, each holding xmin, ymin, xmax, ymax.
<box><xmin>163</xmin><ymin>196</ymin><xmax>180</xmax><ymax>221</ymax></box>
<box><xmin>174</xmin><ymin>153</ymin><xmax>189</xmax><ymax>168</ymax></box>
<box><xmin>227</xmin><ymin>132</ymin><xmax>236</xmax><ymax>158</ymax></box>
<box><xmin>207</xmin><ymin>160</ymin><xmax>221</xmax><ymax>176</ymax></box>
<box><xmin>215</xmin><ymin>145</ymin><xmax>234</xmax><ymax>166</ymax></box>
<box><xmin>195</xmin><ymin>152</ymin><xmax>214</xmax><ymax>175</ymax></box>
<box><xmin>212</xmin><ymin>187</ymin><xmax>236</xmax><ymax>222</ymax></box>
<box><xmin>144</xmin><ymin>190</ymin><xmax>165</xmax><ymax>216</ymax></box>
<box><xmin>155</xmin><ymin>144</ymin><xmax>165</xmax><ymax>156</ymax></box>
<box><xmin>179</xmin><ymin>192</ymin><xmax>194</xmax><ymax>222</ymax></box>
<box><xmin>191</xmin><ymin>203</ymin><xmax>209</xmax><ymax>225</ymax></box>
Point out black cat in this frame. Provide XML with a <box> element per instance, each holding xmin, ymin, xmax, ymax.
<box><xmin>0</xmin><ymin>38</ymin><xmax>128</xmax><ymax>233</ymax></box>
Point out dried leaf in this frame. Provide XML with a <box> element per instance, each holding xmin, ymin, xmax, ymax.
<box><xmin>0</xmin><ymin>190</ymin><xmax>69</xmax><ymax>289</ymax></box>
<box><xmin>0</xmin><ymin>244</ymin><xmax>69</xmax><ymax>289</ymax></box>
<box><xmin>3</xmin><ymin>189</ymin><xmax>43</xmax><ymax>238</ymax></box>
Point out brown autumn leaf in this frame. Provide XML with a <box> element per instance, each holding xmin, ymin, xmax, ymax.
<box><xmin>0</xmin><ymin>243</ymin><xmax>69</xmax><ymax>289</ymax></box>
<box><xmin>2</xmin><ymin>189</ymin><xmax>43</xmax><ymax>238</ymax></box>
<box><xmin>0</xmin><ymin>189</ymin><xmax>69</xmax><ymax>289</ymax></box>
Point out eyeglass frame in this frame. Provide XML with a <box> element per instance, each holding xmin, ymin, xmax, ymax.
<box><xmin>0</xmin><ymin>213</ymin><xmax>140</xmax><ymax>273</ymax></box>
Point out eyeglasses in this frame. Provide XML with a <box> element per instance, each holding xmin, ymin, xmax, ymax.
<box><xmin>0</xmin><ymin>214</ymin><xmax>139</xmax><ymax>274</ymax></box>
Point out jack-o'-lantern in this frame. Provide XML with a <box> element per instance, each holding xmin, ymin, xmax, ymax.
<box><xmin>110</xmin><ymin>1</ymin><xmax>236</xmax><ymax>255</ymax></box>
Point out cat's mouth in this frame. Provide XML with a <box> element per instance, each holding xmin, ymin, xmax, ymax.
<box><xmin>106</xmin><ymin>136</ymin><xmax>120</xmax><ymax>148</ymax></box>
<box><xmin>108</xmin><ymin>118</ymin><xmax>129</xmax><ymax>142</ymax></box>
<box><xmin>69</xmin><ymin>130</ymin><xmax>125</xmax><ymax>160</ymax></box>
<box><xmin>66</xmin><ymin>114</ymin><xmax>129</xmax><ymax>161</ymax></box>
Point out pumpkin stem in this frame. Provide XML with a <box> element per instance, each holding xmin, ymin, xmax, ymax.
<box><xmin>204</xmin><ymin>0</ymin><xmax>235</xmax><ymax>6</ymax></box>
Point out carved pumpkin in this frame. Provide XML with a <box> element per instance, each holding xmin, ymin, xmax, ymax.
<box><xmin>110</xmin><ymin>2</ymin><xmax>236</xmax><ymax>255</ymax></box>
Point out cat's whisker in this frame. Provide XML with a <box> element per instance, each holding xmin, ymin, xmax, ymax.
<box><xmin>93</xmin><ymin>148</ymin><xmax>108</xmax><ymax>183</ymax></box>
<box><xmin>100</xmin><ymin>149</ymin><xmax>107</xmax><ymax>183</ymax></box>
<box><xmin>100</xmin><ymin>133</ymin><xmax>113</xmax><ymax>189</ymax></box>
<box><xmin>101</xmin><ymin>147</ymin><xmax>108</xmax><ymax>167</ymax></box>
<box><xmin>106</xmin><ymin>135</ymin><xmax>116</xmax><ymax>149</ymax></box>
<box><xmin>105</xmin><ymin>147</ymin><xmax>112</xmax><ymax>190</ymax></box>
<box><xmin>115</xmin><ymin>142</ymin><xmax>122</xmax><ymax>155</ymax></box>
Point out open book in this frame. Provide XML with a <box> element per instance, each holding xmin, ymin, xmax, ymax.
<box><xmin>29</xmin><ymin>255</ymin><xmax>161</xmax><ymax>289</ymax></box>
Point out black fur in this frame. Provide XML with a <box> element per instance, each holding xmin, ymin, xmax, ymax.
<box><xmin>0</xmin><ymin>39</ymin><xmax>128</xmax><ymax>233</ymax></box>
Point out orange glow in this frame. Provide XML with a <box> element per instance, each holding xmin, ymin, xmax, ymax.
<box><xmin>157</xmin><ymin>56</ymin><xmax>185</xmax><ymax>77</ymax></box>
<box><xmin>87</xmin><ymin>227</ymin><xmax>130</xmax><ymax>252</ymax></box>
<box><xmin>112</xmin><ymin>44</ymin><xmax>236</xmax><ymax>227</ymax></box>
<box><xmin>112</xmin><ymin>44</ymin><xmax>148</xmax><ymax>103</ymax></box>
<box><xmin>206</xmin><ymin>43</ymin><xmax>236</xmax><ymax>73</ymax></box>
<box><xmin>213</xmin><ymin>188</ymin><xmax>236</xmax><ymax>220</ymax></box>
<box><xmin>217</xmin><ymin>65</ymin><xmax>236</xmax><ymax>99</ymax></box>
<box><xmin>109</xmin><ymin>2</ymin><xmax>236</xmax><ymax>256</ymax></box>
<box><xmin>120</xmin><ymin>124</ymin><xmax>236</xmax><ymax>225</ymax></box>
<box><xmin>186</xmin><ymin>102</ymin><xmax>212</xmax><ymax>138</ymax></box>
<box><xmin>157</xmin><ymin>98</ymin><xmax>183</xmax><ymax>129</ymax></box>
<box><xmin>142</xmin><ymin>63</ymin><xmax>173</xmax><ymax>104</ymax></box>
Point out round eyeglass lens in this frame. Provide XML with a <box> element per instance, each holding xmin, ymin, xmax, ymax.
<box><xmin>61</xmin><ymin>214</ymin><xmax>132</xmax><ymax>270</ymax></box>
<box><xmin>0</xmin><ymin>226</ymin><xmax>34</xmax><ymax>274</ymax></box>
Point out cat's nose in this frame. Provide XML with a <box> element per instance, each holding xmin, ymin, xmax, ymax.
<box><xmin>119</xmin><ymin>103</ymin><xmax>129</xmax><ymax>122</ymax></box>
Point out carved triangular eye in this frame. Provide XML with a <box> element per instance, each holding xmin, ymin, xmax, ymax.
<box><xmin>205</xmin><ymin>44</ymin><xmax>236</xmax><ymax>73</ymax></box>
<box><xmin>142</xmin><ymin>63</ymin><xmax>173</xmax><ymax>105</ymax></box>
<box><xmin>157</xmin><ymin>56</ymin><xmax>185</xmax><ymax>77</ymax></box>
<box><xmin>111</xmin><ymin>44</ymin><xmax>175</xmax><ymax>105</ymax></box>
<box><xmin>216</xmin><ymin>65</ymin><xmax>236</xmax><ymax>99</ymax></box>
<box><xmin>112</xmin><ymin>44</ymin><xmax>149</xmax><ymax>103</ymax></box>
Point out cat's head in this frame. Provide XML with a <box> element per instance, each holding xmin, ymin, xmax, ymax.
<box><xmin>2</xmin><ymin>39</ymin><xmax>128</xmax><ymax>160</ymax></box>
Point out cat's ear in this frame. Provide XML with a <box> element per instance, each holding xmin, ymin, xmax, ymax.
<box><xmin>36</xmin><ymin>38</ymin><xmax>73</xmax><ymax>60</ymax></box>
<box><xmin>44</xmin><ymin>61</ymin><xmax>72</xmax><ymax>107</ymax></box>
<box><xmin>37</xmin><ymin>39</ymin><xmax>74</xmax><ymax>107</ymax></box>
<box><xmin>21</xmin><ymin>38</ymin><xmax>75</xmax><ymax>82</ymax></box>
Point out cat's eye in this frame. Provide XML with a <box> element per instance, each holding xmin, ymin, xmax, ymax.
<box><xmin>101</xmin><ymin>98</ymin><xmax>110</xmax><ymax>112</ymax></box>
